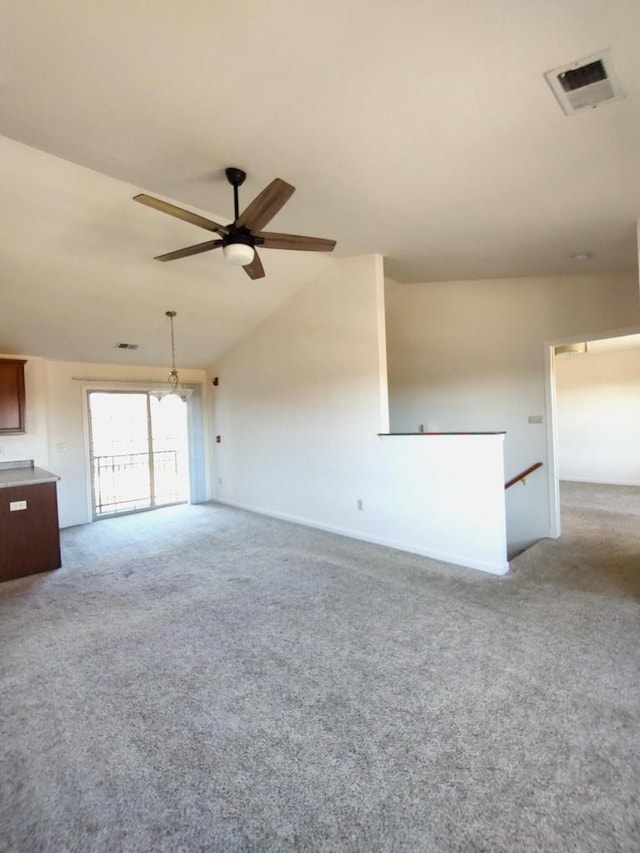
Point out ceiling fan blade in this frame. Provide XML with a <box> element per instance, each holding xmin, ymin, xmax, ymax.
<box><xmin>154</xmin><ymin>239</ymin><xmax>223</xmax><ymax>262</ymax></box>
<box><xmin>235</xmin><ymin>179</ymin><xmax>295</xmax><ymax>232</ymax></box>
<box><xmin>134</xmin><ymin>194</ymin><xmax>229</xmax><ymax>235</ymax></box>
<box><xmin>243</xmin><ymin>250</ymin><xmax>265</xmax><ymax>280</ymax></box>
<box><xmin>257</xmin><ymin>232</ymin><xmax>336</xmax><ymax>252</ymax></box>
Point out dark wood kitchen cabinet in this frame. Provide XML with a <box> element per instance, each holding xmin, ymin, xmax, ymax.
<box><xmin>0</xmin><ymin>467</ymin><xmax>61</xmax><ymax>583</ymax></box>
<box><xmin>0</xmin><ymin>359</ymin><xmax>26</xmax><ymax>434</ymax></box>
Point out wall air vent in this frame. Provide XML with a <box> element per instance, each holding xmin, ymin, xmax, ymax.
<box><xmin>116</xmin><ymin>342</ymin><xmax>139</xmax><ymax>350</ymax></box>
<box><xmin>544</xmin><ymin>49</ymin><xmax>624</xmax><ymax>115</ymax></box>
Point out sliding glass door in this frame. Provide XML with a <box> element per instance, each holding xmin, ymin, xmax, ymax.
<box><xmin>88</xmin><ymin>391</ymin><xmax>189</xmax><ymax>518</ymax></box>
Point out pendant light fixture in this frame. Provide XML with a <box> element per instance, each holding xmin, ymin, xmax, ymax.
<box><xmin>155</xmin><ymin>310</ymin><xmax>193</xmax><ymax>402</ymax></box>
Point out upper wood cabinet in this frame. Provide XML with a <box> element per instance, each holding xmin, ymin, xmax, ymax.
<box><xmin>0</xmin><ymin>359</ymin><xmax>26</xmax><ymax>434</ymax></box>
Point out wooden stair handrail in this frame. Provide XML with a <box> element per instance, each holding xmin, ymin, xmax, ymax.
<box><xmin>505</xmin><ymin>461</ymin><xmax>543</xmax><ymax>490</ymax></box>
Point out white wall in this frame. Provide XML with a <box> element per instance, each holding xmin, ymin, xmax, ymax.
<box><xmin>555</xmin><ymin>347</ymin><xmax>640</xmax><ymax>486</ymax></box>
<box><xmin>385</xmin><ymin>272</ymin><xmax>640</xmax><ymax>553</ymax></box>
<box><xmin>210</xmin><ymin>255</ymin><xmax>508</xmax><ymax>573</ymax></box>
<box><xmin>1</xmin><ymin>355</ymin><xmax>208</xmax><ymax>528</ymax></box>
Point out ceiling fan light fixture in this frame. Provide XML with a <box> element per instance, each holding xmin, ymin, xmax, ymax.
<box><xmin>223</xmin><ymin>241</ymin><xmax>255</xmax><ymax>266</ymax></box>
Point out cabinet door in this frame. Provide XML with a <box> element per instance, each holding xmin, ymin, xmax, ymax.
<box><xmin>0</xmin><ymin>482</ymin><xmax>61</xmax><ymax>581</ymax></box>
<box><xmin>0</xmin><ymin>359</ymin><xmax>26</xmax><ymax>434</ymax></box>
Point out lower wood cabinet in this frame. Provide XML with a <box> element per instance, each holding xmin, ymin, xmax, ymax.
<box><xmin>0</xmin><ymin>482</ymin><xmax>61</xmax><ymax>582</ymax></box>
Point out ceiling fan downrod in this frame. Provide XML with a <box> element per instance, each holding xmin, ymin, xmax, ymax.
<box><xmin>225</xmin><ymin>167</ymin><xmax>246</xmax><ymax>222</ymax></box>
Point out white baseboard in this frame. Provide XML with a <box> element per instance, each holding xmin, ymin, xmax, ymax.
<box><xmin>561</xmin><ymin>477</ymin><xmax>640</xmax><ymax>487</ymax></box>
<box><xmin>216</xmin><ymin>498</ymin><xmax>510</xmax><ymax>576</ymax></box>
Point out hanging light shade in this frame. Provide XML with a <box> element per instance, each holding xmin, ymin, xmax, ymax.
<box><xmin>223</xmin><ymin>241</ymin><xmax>255</xmax><ymax>266</ymax></box>
<box><xmin>158</xmin><ymin>310</ymin><xmax>193</xmax><ymax>402</ymax></box>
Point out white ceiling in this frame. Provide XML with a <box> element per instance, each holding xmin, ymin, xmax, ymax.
<box><xmin>1</xmin><ymin>0</ymin><xmax>639</xmax><ymax>367</ymax></box>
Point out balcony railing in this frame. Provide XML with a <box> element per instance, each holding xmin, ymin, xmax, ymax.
<box><xmin>93</xmin><ymin>450</ymin><xmax>182</xmax><ymax>516</ymax></box>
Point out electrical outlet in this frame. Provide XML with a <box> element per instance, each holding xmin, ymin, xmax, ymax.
<box><xmin>528</xmin><ymin>415</ymin><xmax>544</xmax><ymax>424</ymax></box>
<box><xmin>218</xmin><ymin>477</ymin><xmax>222</xmax><ymax>485</ymax></box>
<box><xmin>0</xmin><ymin>446</ymin><xmax>4</xmax><ymax>456</ymax></box>
<box><xmin>10</xmin><ymin>500</ymin><xmax>27</xmax><ymax>511</ymax></box>
<box><xmin>357</xmin><ymin>499</ymin><xmax>364</xmax><ymax>511</ymax></box>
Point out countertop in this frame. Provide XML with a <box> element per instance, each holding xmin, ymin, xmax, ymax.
<box><xmin>0</xmin><ymin>465</ymin><xmax>60</xmax><ymax>489</ymax></box>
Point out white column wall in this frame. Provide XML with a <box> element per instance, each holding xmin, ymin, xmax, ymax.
<box><xmin>210</xmin><ymin>255</ymin><xmax>507</xmax><ymax>573</ymax></box>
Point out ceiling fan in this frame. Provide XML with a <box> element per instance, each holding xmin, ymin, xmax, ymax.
<box><xmin>133</xmin><ymin>167</ymin><xmax>336</xmax><ymax>280</ymax></box>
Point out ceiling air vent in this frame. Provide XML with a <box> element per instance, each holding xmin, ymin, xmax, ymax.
<box><xmin>544</xmin><ymin>49</ymin><xmax>624</xmax><ymax>115</ymax></box>
<box><xmin>116</xmin><ymin>342</ymin><xmax>138</xmax><ymax>350</ymax></box>
<box><xmin>554</xmin><ymin>343</ymin><xmax>587</xmax><ymax>357</ymax></box>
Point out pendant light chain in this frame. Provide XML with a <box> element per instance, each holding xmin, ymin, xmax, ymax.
<box><xmin>165</xmin><ymin>310</ymin><xmax>179</xmax><ymax>392</ymax></box>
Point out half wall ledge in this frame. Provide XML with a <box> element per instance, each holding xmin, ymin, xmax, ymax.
<box><xmin>378</xmin><ymin>432</ymin><xmax>507</xmax><ymax>436</ymax></box>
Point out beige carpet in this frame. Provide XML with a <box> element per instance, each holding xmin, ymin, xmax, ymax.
<box><xmin>0</xmin><ymin>481</ymin><xmax>638</xmax><ymax>852</ymax></box>
<box><xmin>511</xmin><ymin>480</ymin><xmax>640</xmax><ymax>599</ymax></box>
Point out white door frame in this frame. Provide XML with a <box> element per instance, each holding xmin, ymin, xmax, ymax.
<box><xmin>544</xmin><ymin>324</ymin><xmax>640</xmax><ymax>538</ymax></box>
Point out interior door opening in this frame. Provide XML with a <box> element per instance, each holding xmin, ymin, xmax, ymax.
<box><xmin>547</xmin><ymin>329</ymin><xmax>640</xmax><ymax>536</ymax></box>
<box><xmin>88</xmin><ymin>391</ymin><xmax>190</xmax><ymax>518</ymax></box>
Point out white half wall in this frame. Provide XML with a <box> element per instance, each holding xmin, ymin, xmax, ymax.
<box><xmin>210</xmin><ymin>255</ymin><xmax>508</xmax><ymax>574</ymax></box>
<box><xmin>385</xmin><ymin>272</ymin><xmax>640</xmax><ymax>553</ymax></box>
<box><xmin>375</xmin><ymin>434</ymin><xmax>507</xmax><ymax>573</ymax></box>
<box><xmin>555</xmin><ymin>346</ymin><xmax>640</xmax><ymax>486</ymax></box>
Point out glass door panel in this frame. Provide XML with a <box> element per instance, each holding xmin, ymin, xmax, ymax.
<box><xmin>150</xmin><ymin>394</ymin><xmax>189</xmax><ymax>507</ymax></box>
<box><xmin>88</xmin><ymin>391</ymin><xmax>189</xmax><ymax>518</ymax></box>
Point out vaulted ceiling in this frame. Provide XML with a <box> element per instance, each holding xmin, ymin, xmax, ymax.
<box><xmin>1</xmin><ymin>0</ymin><xmax>639</xmax><ymax>367</ymax></box>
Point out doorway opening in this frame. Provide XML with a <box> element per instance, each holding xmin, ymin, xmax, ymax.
<box><xmin>88</xmin><ymin>391</ymin><xmax>190</xmax><ymax>518</ymax></box>
<box><xmin>547</xmin><ymin>329</ymin><xmax>640</xmax><ymax>537</ymax></box>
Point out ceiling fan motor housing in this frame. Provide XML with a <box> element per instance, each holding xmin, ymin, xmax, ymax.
<box><xmin>222</xmin><ymin>228</ymin><xmax>264</xmax><ymax>248</ymax></box>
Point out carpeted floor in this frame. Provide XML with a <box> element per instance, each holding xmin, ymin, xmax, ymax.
<box><xmin>1</xmin><ymin>482</ymin><xmax>639</xmax><ymax>852</ymax></box>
